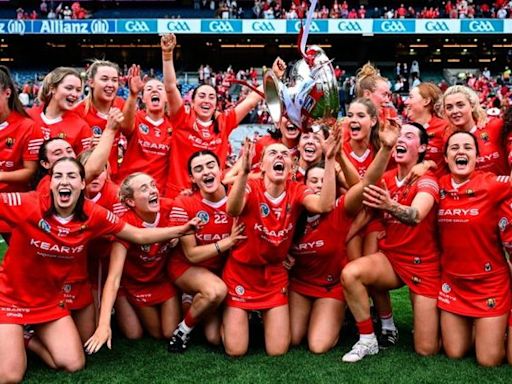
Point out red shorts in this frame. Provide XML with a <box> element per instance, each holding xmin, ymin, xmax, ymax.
<box><xmin>124</xmin><ymin>281</ymin><xmax>176</xmax><ymax>307</ymax></box>
<box><xmin>167</xmin><ymin>253</ymin><xmax>222</xmax><ymax>282</ymax></box>
<box><xmin>223</xmin><ymin>257</ymin><xmax>288</xmax><ymax>310</ymax></box>
<box><xmin>438</xmin><ymin>270</ymin><xmax>511</xmax><ymax>318</ymax></box>
<box><xmin>0</xmin><ymin>299</ymin><xmax>69</xmax><ymax>325</ymax></box>
<box><xmin>509</xmin><ymin>308</ymin><xmax>512</xmax><ymax>327</ymax></box>
<box><xmin>386</xmin><ymin>253</ymin><xmax>440</xmax><ymax>299</ymax></box>
<box><xmin>63</xmin><ymin>280</ymin><xmax>93</xmax><ymax>311</ymax></box>
<box><xmin>289</xmin><ymin>278</ymin><xmax>344</xmax><ymax>301</ymax></box>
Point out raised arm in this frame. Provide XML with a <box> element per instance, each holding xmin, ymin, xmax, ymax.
<box><xmin>180</xmin><ymin>220</ymin><xmax>246</xmax><ymax>263</ymax></box>
<box><xmin>343</xmin><ymin>119</ymin><xmax>400</xmax><ymax>217</ymax></box>
<box><xmin>302</xmin><ymin>127</ymin><xmax>342</xmax><ymax>213</ymax></box>
<box><xmin>84</xmin><ymin>242</ymin><xmax>127</xmax><ymax>353</ymax></box>
<box><xmin>227</xmin><ymin>139</ymin><xmax>254</xmax><ymax>216</ymax></box>
<box><xmin>161</xmin><ymin>33</ymin><xmax>183</xmax><ymax>117</ymax></box>
<box><xmin>120</xmin><ymin>64</ymin><xmax>144</xmax><ymax>136</ymax></box>
<box><xmin>84</xmin><ymin>108</ymin><xmax>124</xmax><ymax>183</ymax></box>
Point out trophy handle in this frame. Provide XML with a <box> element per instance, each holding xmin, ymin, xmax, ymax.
<box><xmin>263</xmin><ymin>70</ymin><xmax>283</xmax><ymax>126</ymax></box>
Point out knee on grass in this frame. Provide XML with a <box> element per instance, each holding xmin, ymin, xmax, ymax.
<box><xmin>0</xmin><ymin>368</ymin><xmax>25</xmax><ymax>384</ymax></box>
<box><xmin>56</xmin><ymin>355</ymin><xmax>85</xmax><ymax>373</ymax></box>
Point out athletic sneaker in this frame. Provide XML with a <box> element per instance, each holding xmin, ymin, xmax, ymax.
<box><xmin>378</xmin><ymin>329</ymin><xmax>399</xmax><ymax>349</ymax></box>
<box><xmin>168</xmin><ymin>329</ymin><xmax>190</xmax><ymax>353</ymax></box>
<box><xmin>342</xmin><ymin>338</ymin><xmax>379</xmax><ymax>363</ymax></box>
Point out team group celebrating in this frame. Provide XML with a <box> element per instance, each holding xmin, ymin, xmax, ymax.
<box><xmin>1</xmin><ymin>31</ymin><xmax>512</xmax><ymax>382</ymax></box>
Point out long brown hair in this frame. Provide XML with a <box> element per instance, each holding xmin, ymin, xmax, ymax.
<box><xmin>84</xmin><ymin>59</ymin><xmax>120</xmax><ymax>115</ymax></box>
<box><xmin>38</xmin><ymin>67</ymin><xmax>81</xmax><ymax>107</ymax></box>
<box><xmin>0</xmin><ymin>65</ymin><xmax>28</xmax><ymax>117</ymax></box>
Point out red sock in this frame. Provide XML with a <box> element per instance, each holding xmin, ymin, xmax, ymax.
<box><xmin>379</xmin><ymin>311</ymin><xmax>392</xmax><ymax>320</ymax></box>
<box><xmin>184</xmin><ymin>310</ymin><xmax>199</xmax><ymax>328</ymax></box>
<box><xmin>356</xmin><ymin>318</ymin><xmax>374</xmax><ymax>335</ymax></box>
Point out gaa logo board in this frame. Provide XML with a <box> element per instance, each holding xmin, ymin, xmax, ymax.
<box><xmin>157</xmin><ymin>20</ymin><xmax>200</xmax><ymax>34</ymax></box>
<box><xmin>373</xmin><ymin>20</ymin><xmax>415</xmax><ymax>34</ymax></box>
<box><xmin>416</xmin><ymin>20</ymin><xmax>457</xmax><ymax>34</ymax></box>
<box><xmin>461</xmin><ymin>20</ymin><xmax>503</xmax><ymax>33</ymax></box>
<box><xmin>201</xmin><ymin>20</ymin><xmax>242</xmax><ymax>33</ymax></box>
<box><xmin>119</xmin><ymin>19</ymin><xmax>157</xmax><ymax>33</ymax></box>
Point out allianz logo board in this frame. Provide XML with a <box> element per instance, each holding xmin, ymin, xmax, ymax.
<box><xmin>0</xmin><ymin>19</ymin><xmax>27</xmax><ymax>34</ymax></box>
<box><xmin>286</xmin><ymin>20</ymin><xmax>328</xmax><ymax>33</ymax></box>
<box><xmin>201</xmin><ymin>20</ymin><xmax>242</xmax><ymax>33</ymax></box>
<box><xmin>460</xmin><ymin>19</ymin><xmax>503</xmax><ymax>33</ymax></box>
<box><xmin>32</xmin><ymin>19</ymin><xmax>114</xmax><ymax>34</ymax></box>
<box><xmin>118</xmin><ymin>19</ymin><xmax>157</xmax><ymax>33</ymax></box>
<box><xmin>373</xmin><ymin>19</ymin><xmax>415</xmax><ymax>33</ymax></box>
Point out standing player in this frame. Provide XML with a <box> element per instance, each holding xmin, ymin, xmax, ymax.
<box><xmin>289</xmin><ymin>120</ymin><xmax>399</xmax><ymax>353</ymax></box>
<box><xmin>437</xmin><ymin>131</ymin><xmax>512</xmax><ymax>367</ymax></box>
<box><xmin>28</xmin><ymin>67</ymin><xmax>91</xmax><ymax>155</ymax></box>
<box><xmin>114</xmin><ymin>65</ymin><xmax>173</xmax><ymax>193</ymax></box>
<box><xmin>74</xmin><ymin>60</ymin><xmax>125</xmax><ymax>177</ymax></box>
<box><xmin>442</xmin><ymin>85</ymin><xmax>508</xmax><ymax>175</ymax></box>
<box><xmin>405</xmin><ymin>82</ymin><xmax>448</xmax><ymax>176</ymax></box>
<box><xmin>0</xmin><ymin>158</ymin><xmax>200</xmax><ymax>382</ymax></box>
<box><xmin>222</xmin><ymin>127</ymin><xmax>341</xmax><ymax>357</ymax></box>
<box><xmin>341</xmin><ymin>123</ymin><xmax>441</xmax><ymax>363</ymax></box>
<box><xmin>160</xmin><ymin>33</ymin><xmax>283</xmax><ymax>197</ymax></box>
<box><xmin>167</xmin><ymin>151</ymin><xmax>245</xmax><ymax>352</ymax></box>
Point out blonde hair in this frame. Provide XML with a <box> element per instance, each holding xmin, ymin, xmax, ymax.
<box><xmin>355</xmin><ymin>62</ymin><xmax>388</xmax><ymax>97</ymax></box>
<box><xmin>38</xmin><ymin>67</ymin><xmax>81</xmax><ymax>106</ymax></box>
<box><xmin>415</xmin><ymin>82</ymin><xmax>443</xmax><ymax>117</ymax></box>
<box><xmin>84</xmin><ymin>59</ymin><xmax>120</xmax><ymax>115</ymax></box>
<box><xmin>118</xmin><ymin>172</ymin><xmax>148</xmax><ymax>205</ymax></box>
<box><xmin>442</xmin><ymin>85</ymin><xmax>486</xmax><ymax>127</ymax></box>
<box><xmin>76</xmin><ymin>148</ymin><xmax>93</xmax><ymax>166</ymax></box>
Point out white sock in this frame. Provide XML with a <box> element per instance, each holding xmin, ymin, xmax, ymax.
<box><xmin>360</xmin><ymin>333</ymin><xmax>376</xmax><ymax>342</ymax></box>
<box><xmin>380</xmin><ymin>316</ymin><xmax>396</xmax><ymax>331</ymax></box>
<box><xmin>178</xmin><ymin>321</ymin><xmax>193</xmax><ymax>336</ymax></box>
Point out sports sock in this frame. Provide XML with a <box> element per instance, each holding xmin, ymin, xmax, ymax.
<box><xmin>356</xmin><ymin>317</ymin><xmax>375</xmax><ymax>336</ymax></box>
<box><xmin>379</xmin><ymin>312</ymin><xmax>396</xmax><ymax>331</ymax></box>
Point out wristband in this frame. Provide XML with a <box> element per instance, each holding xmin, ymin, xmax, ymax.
<box><xmin>214</xmin><ymin>242</ymin><xmax>221</xmax><ymax>255</ymax></box>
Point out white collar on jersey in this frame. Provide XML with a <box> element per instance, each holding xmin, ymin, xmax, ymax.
<box><xmin>145</xmin><ymin>115</ymin><xmax>164</xmax><ymax>127</ymax></box>
<box><xmin>395</xmin><ymin>176</ymin><xmax>407</xmax><ymax>188</ymax></box>
<box><xmin>0</xmin><ymin>121</ymin><xmax>8</xmax><ymax>131</ymax></box>
<box><xmin>88</xmin><ymin>192</ymin><xmax>102</xmax><ymax>203</ymax></box>
<box><xmin>53</xmin><ymin>214</ymin><xmax>74</xmax><ymax>224</ymax></box>
<box><xmin>307</xmin><ymin>214</ymin><xmax>320</xmax><ymax>223</ymax></box>
<box><xmin>96</xmin><ymin>110</ymin><xmax>109</xmax><ymax>120</ymax></box>
<box><xmin>469</xmin><ymin>126</ymin><xmax>478</xmax><ymax>134</ymax></box>
<box><xmin>451</xmin><ymin>178</ymin><xmax>470</xmax><ymax>190</ymax></box>
<box><xmin>349</xmin><ymin>148</ymin><xmax>371</xmax><ymax>162</ymax></box>
<box><xmin>202</xmin><ymin>196</ymin><xmax>227</xmax><ymax>209</ymax></box>
<box><xmin>195</xmin><ymin>118</ymin><xmax>213</xmax><ymax>128</ymax></box>
<box><xmin>40</xmin><ymin>111</ymin><xmax>63</xmax><ymax>125</ymax></box>
<box><xmin>142</xmin><ymin>212</ymin><xmax>161</xmax><ymax>228</ymax></box>
<box><xmin>264</xmin><ymin>191</ymin><xmax>286</xmax><ymax>205</ymax></box>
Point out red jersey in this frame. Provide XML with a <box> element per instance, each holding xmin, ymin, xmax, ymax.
<box><xmin>169</xmin><ymin>193</ymin><xmax>232</xmax><ymax>273</ymax></box>
<box><xmin>230</xmin><ymin>178</ymin><xmax>313</xmax><ymax>265</ymax></box>
<box><xmin>378</xmin><ymin>169</ymin><xmax>441</xmax><ymax>271</ymax></box>
<box><xmin>0</xmin><ymin>192</ymin><xmax>124</xmax><ymax>323</ymax></box>
<box><xmin>290</xmin><ymin>196</ymin><xmax>352</xmax><ymax>288</ymax></box>
<box><xmin>0</xmin><ymin>111</ymin><xmax>44</xmax><ymax>192</ymax></box>
<box><xmin>74</xmin><ymin>97</ymin><xmax>125</xmax><ymax>176</ymax></box>
<box><xmin>343</xmin><ymin>141</ymin><xmax>376</xmax><ymax>178</ymax></box>
<box><xmin>27</xmin><ymin>106</ymin><xmax>91</xmax><ymax>156</ymax></box>
<box><xmin>424</xmin><ymin>115</ymin><xmax>449</xmax><ymax>177</ymax></box>
<box><xmin>445</xmin><ymin>119</ymin><xmax>508</xmax><ymax>175</ymax></box>
<box><xmin>438</xmin><ymin>171</ymin><xmax>511</xmax><ymax>277</ymax></box>
<box><xmin>117</xmin><ymin>198</ymin><xmax>174</xmax><ymax>288</ymax></box>
<box><xmin>115</xmin><ymin>111</ymin><xmax>172</xmax><ymax>192</ymax></box>
<box><xmin>165</xmin><ymin>105</ymin><xmax>237</xmax><ymax>197</ymax></box>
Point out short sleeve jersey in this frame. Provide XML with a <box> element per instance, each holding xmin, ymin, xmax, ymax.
<box><xmin>73</xmin><ymin>97</ymin><xmax>125</xmax><ymax>176</ymax></box>
<box><xmin>438</xmin><ymin>171</ymin><xmax>511</xmax><ymax>277</ymax></box>
<box><xmin>343</xmin><ymin>141</ymin><xmax>376</xmax><ymax>178</ymax></box>
<box><xmin>117</xmin><ymin>198</ymin><xmax>174</xmax><ymax>286</ymax></box>
<box><xmin>165</xmin><ymin>105</ymin><xmax>237</xmax><ymax>196</ymax></box>
<box><xmin>290</xmin><ymin>196</ymin><xmax>352</xmax><ymax>287</ymax></box>
<box><xmin>378</xmin><ymin>169</ymin><xmax>441</xmax><ymax>270</ymax></box>
<box><xmin>115</xmin><ymin>111</ymin><xmax>172</xmax><ymax>193</ymax></box>
<box><xmin>0</xmin><ymin>192</ymin><xmax>124</xmax><ymax>310</ymax></box>
<box><xmin>230</xmin><ymin>178</ymin><xmax>313</xmax><ymax>265</ymax></box>
<box><xmin>169</xmin><ymin>193</ymin><xmax>232</xmax><ymax>273</ymax></box>
<box><xmin>0</xmin><ymin>111</ymin><xmax>44</xmax><ymax>192</ymax></box>
<box><xmin>28</xmin><ymin>106</ymin><xmax>91</xmax><ymax>155</ymax></box>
